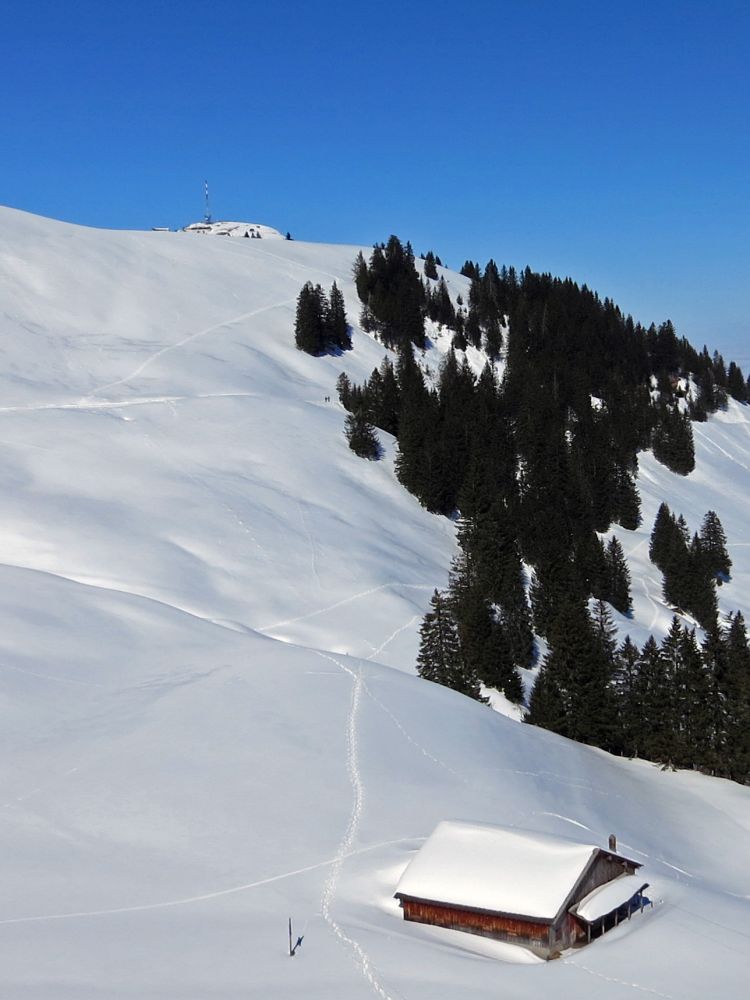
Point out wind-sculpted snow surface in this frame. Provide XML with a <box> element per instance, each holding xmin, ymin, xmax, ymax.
<box><xmin>0</xmin><ymin>206</ymin><xmax>458</xmax><ymax>671</ymax></box>
<box><xmin>0</xmin><ymin>207</ymin><xmax>748</xmax><ymax>997</ymax></box>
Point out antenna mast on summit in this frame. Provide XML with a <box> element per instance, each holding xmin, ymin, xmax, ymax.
<box><xmin>203</xmin><ymin>180</ymin><xmax>212</xmax><ymax>223</ymax></box>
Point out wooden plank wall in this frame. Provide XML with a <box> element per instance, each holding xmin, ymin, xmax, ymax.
<box><xmin>403</xmin><ymin>899</ymin><xmax>549</xmax><ymax>943</ymax></box>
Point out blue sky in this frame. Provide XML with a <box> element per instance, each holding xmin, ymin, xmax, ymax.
<box><xmin>3</xmin><ymin>0</ymin><xmax>748</xmax><ymax>362</ymax></box>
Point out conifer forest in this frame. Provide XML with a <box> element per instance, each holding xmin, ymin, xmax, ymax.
<box><xmin>327</xmin><ymin>235</ymin><xmax>750</xmax><ymax>785</ymax></box>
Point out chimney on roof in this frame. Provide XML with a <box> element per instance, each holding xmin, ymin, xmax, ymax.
<box><xmin>608</xmin><ymin>833</ymin><xmax>617</xmax><ymax>852</ymax></box>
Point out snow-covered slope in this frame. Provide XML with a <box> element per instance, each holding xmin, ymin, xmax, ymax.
<box><xmin>0</xmin><ymin>206</ymin><xmax>748</xmax><ymax>999</ymax></box>
<box><xmin>0</xmin><ymin>206</ymin><xmax>458</xmax><ymax>669</ymax></box>
<box><xmin>613</xmin><ymin>405</ymin><xmax>750</xmax><ymax>645</ymax></box>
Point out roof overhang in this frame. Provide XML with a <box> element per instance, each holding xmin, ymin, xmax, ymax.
<box><xmin>570</xmin><ymin>880</ymin><xmax>651</xmax><ymax>925</ymax></box>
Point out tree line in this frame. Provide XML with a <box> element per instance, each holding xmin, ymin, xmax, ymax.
<box><xmin>529</xmin><ymin>601</ymin><xmax>750</xmax><ymax>783</ymax></box>
<box><xmin>316</xmin><ymin>235</ymin><xmax>749</xmax><ymax>781</ymax></box>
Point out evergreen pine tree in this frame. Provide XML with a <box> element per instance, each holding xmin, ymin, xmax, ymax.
<box><xmin>699</xmin><ymin>510</ymin><xmax>732</xmax><ymax>582</ymax></box>
<box><xmin>294</xmin><ymin>282</ymin><xmax>326</xmax><ymax>354</ymax></box>
<box><xmin>458</xmin><ymin>497</ymin><xmax>534</xmax><ymax>670</ymax></box>
<box><xmin>676</xmin><ymin>627</ymin><xmax>711</xmax><ymax>768</ymax></box>
<box><xmin>726</xmin><ymin>362</ymin><xmax>748</xmax><ymax>402</ymax></box>
<box><xmin>344</xmin><ymin>410</ymin><xmax>380</xmax><ymax>459</ymax></box>
<box><xmin>649</xmin><ymin>502</ymin><xmax>674</xmax><ymax>570</ymax></box>
<box><xmin>370</xmin><ymin>356</ymin><xmax>400</xmax><ymax>437</ymax></box>
<box><xmin>359</xmin><ymin>302</ymin><xmax>379</xmax><ymax>334</ymax></box>
<box><xmin>580</xmin><ymin>533</ymin><xmax>609</xmax><ymax>602</ymax></box>
<box><xmin>530</xmin><ymin>598</ymin><xmax>617</xmax><ymax>749</ymax></box>
<box><xmin>613</xmin><ymin>470</ymin><xmax>642</xmax><ymax>530</ymax></box>
<box><xmin>699</xmin><ymin>625</ymin><xmax>726</xmax><ymax>774</ymax></box>
<box><xmin>447</xmin><ymin>548</ymin><xmax>523</xmax><ymax>701</ymax></box>
<box><xmin>656</xmin><ymin>617</ymin><xmax>687</xmax><ymax>763</ymax></box>
<box><xmin>652</xmin><ymin>404</ymin><xmax>695</xmax><ymax>475</ymax></box>
<box><xmin>526</xmin><ymin>663</ymin><xmax>567</xmax><ymax>734</ymax></box>
<box><xmin>394</xmin><ymin>351</ymin><xmax>439</xmax><ymax>509</ymax></box>
<box><xmin>724</xmin><ymin>613</ymin><xmax>750</xmax><ymax>781</ymax></box>
<box><xmin>634</xmin><ymin>635</ymin><xmax>672</xmax><ymax>763</ymax></box>
<box><xmin>336</xmin><ymin>372</ymin><xmax>353</xmax><ymax>409</ymax></box>
<box><xmin>353</xmin><ymin>251</ymin><xmax>370</xmax><ymax>302</ymax></box>
<box><xmin>433</xmin><ymin>277</ymin><xmax>456</xmax><ymax>328</ymax></box>
<box><xmin>684</xmin><ymin>533</ymin><xmax>718</xmax><ymax>629</ymax></box>
<box><xmin>325</xmin><ymin>282</ymin><xmax>351</xmax><ymax>350</ymax></box>
<box><xmin>416</xmin><ymin>589</ymin><xmax>484</xmax><ymax>700</ymax></box>
<box><xmin>605</xmin><ymin>536</ymin><xmax>632</xmax><ymax>615</ymax></box>
<box><xmin>589</xmin><ymin>599</ymin><xmax>623</xmax><ymax>751</ymax></box>
<box><xmin>612</xmin><ymin>635</ymin><xmax>641</xmax><ymax>756</ymax></box>
<box><xmin>464</xmin><ymin>305</ymin><xmax>482</xmax><ymax>349</ymax></box>
<box><xmin>529</xmin><ymin>570</ymin><xmax>554</xmax><ymax>639</ymax></box>
<box><xmin>452</xmin><ymin>328</ymin><xmax>468</xmax><ymax>352</ymax></box>
<box><xmin>363</xmin><ymin>235</ymin><xmax>426</xmax><ymax>350</ymax></box>
<box><xmin>591</xmin><ymin>598</ymin><xmax>618</xmax><ymax>661</ymax></box>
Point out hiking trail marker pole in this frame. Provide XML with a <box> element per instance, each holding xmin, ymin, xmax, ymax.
<box><xmin>288</xmin><ymin>917</ymin><xmax>303</xmax><ymax>956</ymax></box>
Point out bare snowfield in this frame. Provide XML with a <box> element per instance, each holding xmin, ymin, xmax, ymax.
<box><xmin>0</xmin><ymin>206</ymin><xmax>748</xmax><ymax>998</ymax></box>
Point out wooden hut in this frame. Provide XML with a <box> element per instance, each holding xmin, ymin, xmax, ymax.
<box><xmin>394</xmin><ymin>821</ymin><xmax>647</xmax><ymax>959</ymax></box>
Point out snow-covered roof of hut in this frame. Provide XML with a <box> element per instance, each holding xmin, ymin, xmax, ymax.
<box><xmin>571</xmin><ymin>875</ymin><xmax>649</xmax><ymax>923</ymax></box>
<box><xmin>395</xmin><ymin>821</ymin><xmax>623</xmax><ymax>921</ymax></box>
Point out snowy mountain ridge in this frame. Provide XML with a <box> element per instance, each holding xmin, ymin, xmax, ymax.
<box><xmin>182</xmin><ymin>219</ymin><xmax>285</xmax><ymax>239</ymax></box>
<box><xmin>0</xmin><ymin>205</ymin><xmax>749</xmax><ymax>998</ymax></box>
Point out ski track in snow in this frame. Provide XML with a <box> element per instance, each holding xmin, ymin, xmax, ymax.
<box><xmin>89</xmin><ymin>298</ymin><xmax>296</xmax><ymax>397</ymax></box>
<box><xmin>256</xmin><ymin>583</ymin><xmax>432</xmax><ymax>633</ymax></box>
<box><xmin>694</xmin><ymin>425</ymin><xmax>750</xmax><ymax>475</ymax></box>
<box><xmin>187</xmin><ymin>457</ymin><xmax>278</xmax><ymax>570</ymax></box>
<box><xmin>0</xmin><ymin>836</ymin><xmax>422</xmax><ymax>927</ymax></box>
<box><xmin>0</xmin><ymin>659</ymin><xmax>107</xmax><ymax>689</ymax></box>
<box><xmin>562</xmin><ymin>957</ymin><xmax>674</xmax><ymax>999</ymax></box>
<box><xmin>669</xmin><ymin>902</ymin><xmax>750</xmax><ymax>945</ymax></box>
<box><xmin>0</xmin><ymin>391</ymin><xmax>258</xmax><ymax>416</ymax></box>
<box><xmin>487</xmin><ymin>765</ymin><xmax>619</xmax><ymax>800</ymax></box>
<box><xmin>141</xmin><ymin>424</ymin><xmax>275</xmax><ymax>571</ymax></box>
<box><xmin>317</xmin><ymin>652</ymin><xmax>399</xmax><ymax>1000</ymax></box>
<box><xmin>366</xmin><ymin>616</ymin><xmax>421</xmax><ymax>662</ymax></box>
<box><xmin>245</xmin><ymin>244</ymin><xmax>346</xmax><ymax>286</ymax></box>
<box><xmin>641</xmin><ymin>575</ymin><xmax>664</xmax><ymax>632</ymax></box>
<box><xmin>534</xmin><ymin>812</ymin><xmax>593</xmax><ymax>832</ymax></box>
<box><xmin>361</xmin><ymin>676</ymin><xmax>468</xmax><ymax>785</ymax></box>
<box><xmin>655</xmin><ymin>859</ymin><xmax>694</xmax><ymax>879</ymax></box>
<box><xmin>297</xmin><ymin>500</ymin><xmax>322</xmax><ymax>591</ymax></box>
<box><xmin>0</xmin><ymin>387</ymin><xmax>280</xmax><ymax>603</ymax></box>
<box><xmin>626</xmin><ymin>537</ymin><xmax>648</xmax><ymax>560</ymax></box>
